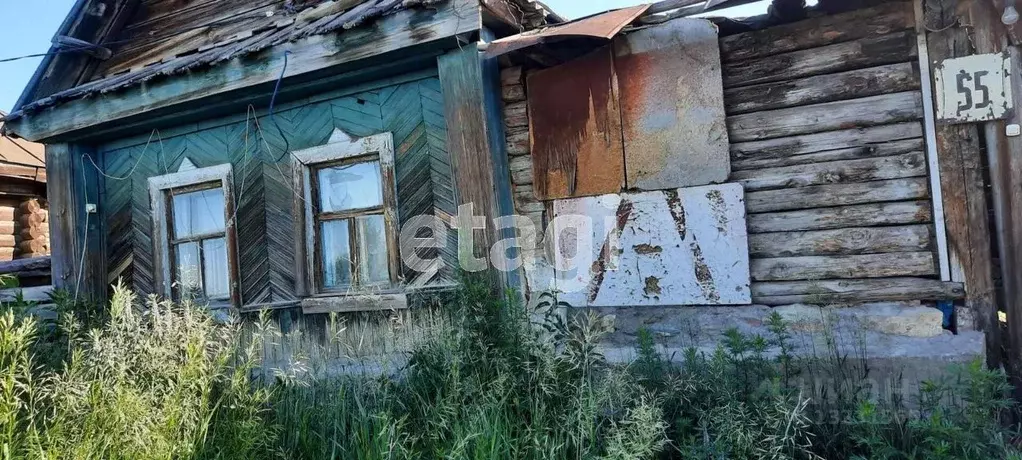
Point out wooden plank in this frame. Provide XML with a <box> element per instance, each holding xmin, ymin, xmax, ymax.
<box><xmin>727</xmin><ymin>92</ymin><xmax>923</xmax><ymax>142</ymax></box>
<box><xmin>748</xmin><ymin>200</ymin><xmax>931</xmax><ymax>233</ymax></box>
<box><xmin>0</xmin><ymin>222</ymin><xmax>12</xmax><ymax>235</ymax></box>
<box><xmin>0</xmin><ymin>236</ymin><xmax>14</xmax><ymax>248</ymax></box>
<box><xmin>438</xmin><ymin>40</ymin><xmax>511</xmax><ymax>285</ymax></box>
<box><xmin>720</xmin><ymin>1</ymin><xmax>915</xmax><ymax>62</ymax></box>
<box><xmin>751</xmin><ymin>277</ymin><xmax>964</xmax><ymax>305</ymax></box>
<box><xmin>745</xmin><ymin>177</ymin><xmax>930</xmax><ymax>213</ymax></box>
<box><xmin>734</xmin><ymin>152</ymin><xmax>926</xmax><ymax>192</ymax></box>
<box><xmin>922</xmin><ymin>0</ymin><xmax>999</xmax><ymax>364</ymax></box>
<box><xmin>750</xmin><ymin>252</ymin><xmax>937</xmax><ymax>281</ymax></box>
<box><xmin>6</xmin><ymin>0</ymin><xmax>481</xmax><ymax>143</ymax></box>
<box><xmin>749</xmin><ymin>225</ymin><xmax>932</xmax><ymax>258</ymax></box>
<box><xmin>730</xmin><ymin>122</ymin><xmax>923</xmax><ymax>161</ymax></box>
<box><xmin>0</xmin><ymin>257</ymin><xmax>50</xmax><ymax>276</ymax></box>
<box><xmin>722</xmin><ymin>30</ymin><xmax>918</xmax><ymax>88</ymax></box>
<box><xmin>527</xmin><ymin>46</ymin><xmax>625</xmax><ymax>199</ymax></box>
<box><xmin>45</xmin><ymin>144</ymin><xmax>74</xmax><ymax>291</ymax></box>
<box><xmin>302</xmin><ymin>294</ymin><xmax>409</xmax><ymax>314</ymax></box>
<box><xmin>0</xmin><ymin>285</ymin><xmax>53</xmax><ymax>303</ymax></box>
<box><xmin>725</xmin><ymin>62</ymin><xmax>920</xmax><ymax>114</ymax></box>
<box><xmin>0</xmin><ymin>207</ymin><xmax>13</xmax><ymax>222</ymax></box>
<box><xmin>732</xmin><ymin>138</ymin><xmax>923</xmax><ymax>171</ymax></box>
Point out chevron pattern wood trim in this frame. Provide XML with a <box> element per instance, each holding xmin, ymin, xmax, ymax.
<box><xmin>98</xmin><ymin>76</ymin><xmax>456</xmax><ymax>303</ymax></box>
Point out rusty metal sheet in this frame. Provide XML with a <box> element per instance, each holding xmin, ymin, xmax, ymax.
<box><xmin>527</xmin><ymin>46</ymin><xmax>626</xmax><ymax>200</ymax></box>
<box><xmin>614</xmin><ymin>19</ymin><xmax>731</xmax><ymax>191</ymax></box>
<box><xmin>548</xmin><ymin>183</ymin><xmax>751</xmax><ymax>307</ymax></box>
<box><xmin>483</xmin><ymin>4</ymin><xmax>650</xmax><ymax>58</ymax></box>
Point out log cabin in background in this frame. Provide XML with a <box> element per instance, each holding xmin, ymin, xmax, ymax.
<box><xmin>1</xmin><ymin>0</ymin><xmax>1021</xmax><ymax>384</ymax></box>
<box><xmin>0</xmin><ymin>113</ymin><xmax>51</xmax><ymax>304</ymax></box>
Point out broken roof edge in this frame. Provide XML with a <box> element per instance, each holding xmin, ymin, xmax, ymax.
<box><xmin>2</xmin><ymin>0</ymin><xmax>480</xmax><ymax>143</ymax></box>
<box><xmin>483</xmin><ymin>4</ymin><xmax>651</xmax><ymax>58</ymax></box>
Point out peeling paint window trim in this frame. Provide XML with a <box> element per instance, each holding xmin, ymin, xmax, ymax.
<box><xmin>293</xmin><ymin>130</ymin><xmax>402</xmax><ymax>309</ymax></box>
<box><xmin>148</xmin><ymin>163</ymin><xmax>239</xmax><ymax>309</ymax></box>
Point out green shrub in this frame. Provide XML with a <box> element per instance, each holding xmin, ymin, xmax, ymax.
<box><xmin>0</xmin><ymin>275</ymin><xmax>1018</xmax><ymax>459</ymax></box>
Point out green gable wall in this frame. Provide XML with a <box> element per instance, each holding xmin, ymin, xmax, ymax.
<box><xmin>98</xmin><ymin>75</ymin><xmax>457</xmax><ymax>307</ymax></box>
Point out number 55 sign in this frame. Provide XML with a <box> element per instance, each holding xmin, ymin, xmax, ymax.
<box><xmin>934</xmin><ymin>52</ymin><xmax>1014</xmax><ymax>124</ymax></box>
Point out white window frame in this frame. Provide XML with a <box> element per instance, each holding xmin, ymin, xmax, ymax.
<box><xmin>293</xmin><ymin>131</ymin><xmax>405</xmax><ymax>312</ymax></box>
<box><xmin>148</xmin><ymin>163</ymin><xmax>238</xmax><ymax>307</ymax></box>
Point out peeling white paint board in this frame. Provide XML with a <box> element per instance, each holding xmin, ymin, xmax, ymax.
<box><xmin>614</xmin><ymin>19</ymin><xmax>731</xmax><ymax>191</ymax></box>
<box><xmin>934</xmin><ymin>52</ymin><xmax>1014</xmax><ymax>124</ymax></box>
<box><xmin>549</xmin><ymin>183</ymin><xmax>751</xmax><ymax>307</ymax></box>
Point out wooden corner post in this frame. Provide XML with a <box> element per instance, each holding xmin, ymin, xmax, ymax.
<box><xmin>922</xmin><ymin>0</ymin><xmax>1001</xmax><ymax>367</ymax></box>
<box><xmin>437</xmin><ymin>33</ymin><xmax>521</xmax><ymax>290</ymax></box>
<box><xmin>45</xmin><ymin>144</ymin><xmax>105</xmax><ymax>302</ymax></box>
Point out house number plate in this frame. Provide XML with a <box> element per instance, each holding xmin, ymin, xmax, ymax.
<box><xmin>934</xmin><ymin>52</ymin><xmax>1014</xmax><ymax>124</ymax></box>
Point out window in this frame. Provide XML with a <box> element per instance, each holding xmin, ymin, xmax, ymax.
<box><xmin>149</xmin><ymin>164</ymin><xmax>237</xmax><ymax>305</ymax></box>
<box><xmin>295</xmin><ymin>130</ymin><xmax>400</xmax><ymax>296</ymax></box>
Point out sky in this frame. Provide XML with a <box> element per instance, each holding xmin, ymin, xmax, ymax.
<box><xmin>0</xmin><ymin>0</ymin><xmax>771</xmax><ymax>113</ymax></box>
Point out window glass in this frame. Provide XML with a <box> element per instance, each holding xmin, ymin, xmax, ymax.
<box><xmin>173</xmin><ymin>188</ymin><xmax>226</xmax><ymax>238</ymax></box>
<box><xmin>202</xmin><ymin>238</ymin><xmax>230</xmax><ymax>299</ymax></box>
<box><xmin>321</xmin><ymin>219</ymin><xmax>353</xmax><ymax>289</ymax></box>
<box><xmin>357</xmin><ymin>214</ymin><xmax>390</xmax><ymax>285</ymax></box>
<box><xmin>175</xmin><ymin>242</ymin><xmax>202</xmax><ymax>300</ymax></box>
<box><xmin>318</xmin><ymin>161</ymin><xmax>383</xmax><ymax>212</ymax></box>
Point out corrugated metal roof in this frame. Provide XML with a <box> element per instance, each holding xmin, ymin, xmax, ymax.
<box><xmin>4</xmin><ymin>0</ymin><xmax>444</xmax><ymax>122</ymax></box>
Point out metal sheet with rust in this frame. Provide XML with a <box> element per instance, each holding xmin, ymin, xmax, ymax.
<box><xmin>615</xmin><ymin>19</ymin><xmax>731</xmax><ymax>191</ymax></box>
<box><xmin>483</xmin><ymin>4</ymin><xmax>650</xmax><ymax>58</ymax></box>
<box><xmin>549</xmin><ymin>183</ymin><xmax>751</xmax><ymax>307</ymax></box>
<box><xmin>527</xmin><ymin>46</ymin><xmax>626</xmax><ymax>200</ymax></box>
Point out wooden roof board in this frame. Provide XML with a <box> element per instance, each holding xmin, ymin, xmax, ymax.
<box><xmin>4</xmin><ymin>0</ymin><xmax>447</xmax><ymax>122</ymax></box>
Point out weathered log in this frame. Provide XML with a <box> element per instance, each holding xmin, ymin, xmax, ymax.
<box><xmin>733</xmin><ymin>152</ymin><xmax>926</xmax><ymax>192</ymax></box>
<box><xmin>720</xmin><ymin>1</ymin><xmax>915</xmax><ymax>62</ymax></box>
<box><xmin>17</xmin><ymin>199</ymin><xmax>44</xmax><ymax>214</ymax></box>
<box><xmin>751</xmin><ymin>277</ymin><xmax>964</xmax><ymax>305</ymax></box>
<box><xmin>0</xmin><ymin>248</ymin><xmax>12</xmax><ymax>262</ymax></box>
<box><xmin>0</xmin><ymin>285</ymin><xmax>53</xmax><ymax>303</ymax></box>
<box><xmin>18</xmin><ymin>211</ymin><xmax>47</xmax><ymax>228</ymax></box>
<box><xmin>0</xmin><ymin>207</ymin><xmax>13</xmax><ymax>222</ymax></box>
<box><xmin>725</xmin><ymin>62</ymin><xmax>920</xmax><ymax>114</ymax></box>
<box><xmin>727</xmin><ymin>91</ymin><xmax>923</xmax><ymax>142</ymax></box>
<box><xmin>510</xmin><ymin>155</ymin><xmax>534</xmax><ymax>186</ymax></box>
<box><xmin>503</xmin><ymin>84</ymin><xmax>526</xmax><ymax>103</ymax></box>
<box><xmin>17</xmin><ymin>240</ymin><xmax>48</xmax><ymax>256</ymax></box>
<box><xmin>750</xmin><ymin>252</ymin><xmax>937</xmax><ymax>281</ymax></box>
<box><xmin>506</xmin><ymin>130</ymin><xmax>530</xmax><ymax>156</ymax></box>
<box><xmin>0</xmin><ymin>256</ymin><xmax>50</xmax><ymax>275</ymax></box>
<box><xmin>732</xmin><ymin>138</ymin><xmax>923</xmax><ymax>171</ymax></box>
<box><xmin>730</xmin><ymin>122</ymin><xmax>923</xmax><ymax>161</ymax></box>
<box><xmin>749</xmin><ymin>225</ymin><xmax>932</xmax><ymax>258</ymax></box>
<box><xmin>500</xmin><ymin>66</ymin><xmax>524</xmax><ymax>87</ymax></box>
<box><xmin>504</xmin><ymin>101</ymin><xmax>529</xmax><ymax>129</ymax></box>
<box><xmin>745</xmin><ymin>178</ymin><xmax>930</xmax><ymax>213</ymax></box>
<box><xmin>0</xmin><ymin>222</ymin><xmax>12</xmax><ymax>235</ymax></box>
<box><xmin>723</xmin><ymin>30</ymin><xmax>917</xmax><ymax>88</ymax></box>
<box><xmin>19</xmin><ymin>226</ymin><xmax>47</xmax><ymax>241</ymax></box>
<box><xmin>748</xmin><ymin>200</ymin><xmax>931</xmax><ymax>233</ymax></box>
<box><xmin>0</xmin><ymin>235</ymin><xmax>14</xmax><ymax>248</ymax></box>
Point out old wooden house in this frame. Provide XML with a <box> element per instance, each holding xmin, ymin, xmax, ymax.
<box><xmin>0</xmin><ymin>113</ymin><xmax>48</xmax><ymax>263</ymax></box>
<box><xmin>3</xmin><ymin>0</ymin><xmax>1022</xmax><ymax>381</ymax></box>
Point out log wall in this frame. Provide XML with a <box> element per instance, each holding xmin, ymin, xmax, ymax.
<box><xmin>500</xmin><ymin>0</ymin><xmax>962</xmax><ymax>306</ymax></box>
<box><xmin>722</xmin><ymin>0</ymin><xmax>952</xmax><ymax>305</ymax></box>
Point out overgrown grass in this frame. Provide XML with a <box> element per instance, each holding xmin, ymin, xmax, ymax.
<box><xmin>0</xmin><ymin>275</ymin><xmax>1019</xmax><ymax>459</ymax></box>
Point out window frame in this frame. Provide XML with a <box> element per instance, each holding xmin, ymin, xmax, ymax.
<box><xmin>149</xmin><ymin>164</ymin><xmax>238</xmax><ymax>308</ymax></box>
<box><xmin>294</xmin><ymin>131</ymin><xmax>402</xmax><ymax>299</ymax></box>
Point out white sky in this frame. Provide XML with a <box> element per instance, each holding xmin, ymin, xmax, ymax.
<box><xmin>541</xmin><ymin>0</ymin><xmax>775</xmax><ymax>20</ymax></box>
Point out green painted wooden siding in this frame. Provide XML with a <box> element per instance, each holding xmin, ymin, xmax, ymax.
<box><xmin>99</xmin><ymin>76</ymin><xmax>457</xmax><ymax>304</ymax></box>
